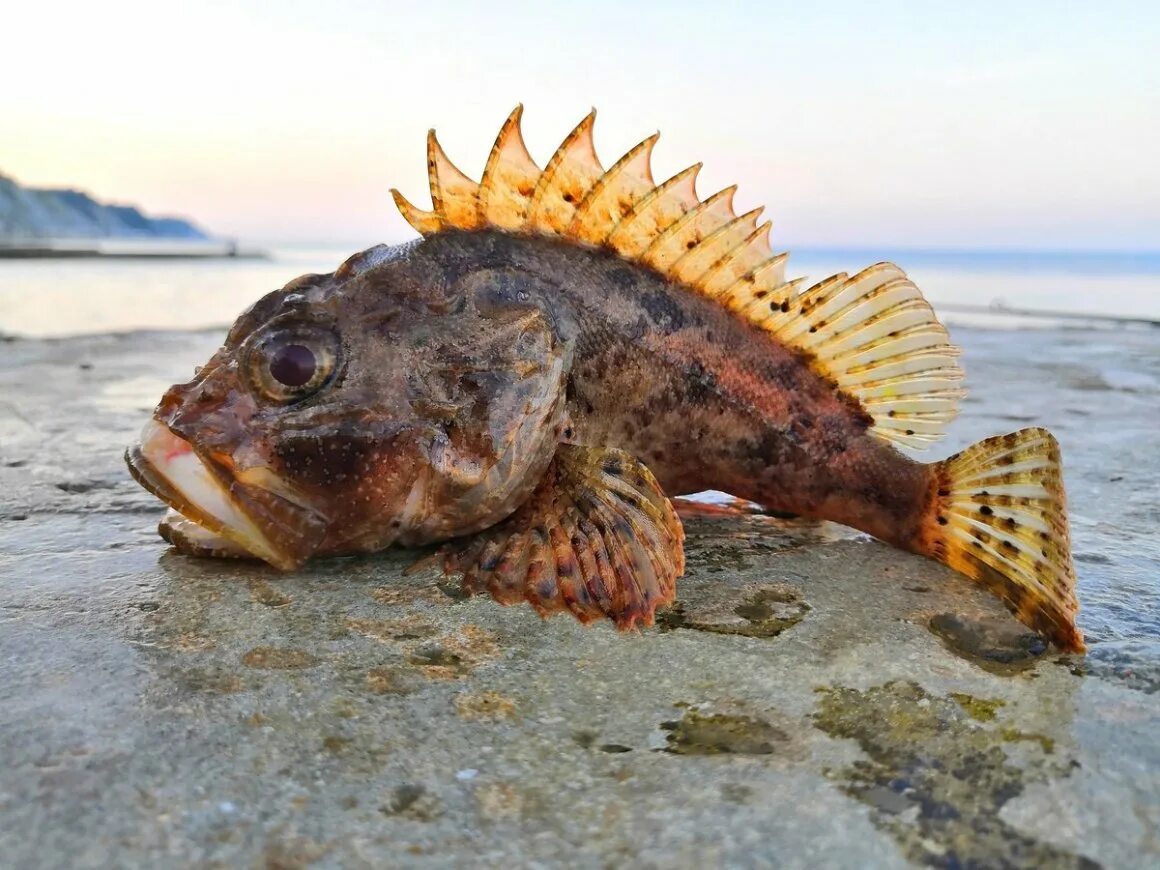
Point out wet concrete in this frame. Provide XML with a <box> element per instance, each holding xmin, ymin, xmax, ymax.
<box><xmin>1</xmin><ymin>327</ymin><xmax>1159</xmax><ymax>868</ymax></box>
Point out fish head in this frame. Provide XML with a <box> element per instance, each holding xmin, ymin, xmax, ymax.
<box><xmin>127</xmin><ymin>243</ymin><xmax>570</xmax><ymax>570</ymax></box>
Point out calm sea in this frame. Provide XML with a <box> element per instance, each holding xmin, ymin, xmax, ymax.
<box><xmin>0</xmin><ymin>245</ymin><xmax>1157</xmax><ymax>337</ymax></box>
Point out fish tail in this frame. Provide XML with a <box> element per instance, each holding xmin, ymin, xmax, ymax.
<box><xmin>914</xmin><ymin>428</ymin><xmax>1084</xmax><ymax>652</ymax></box>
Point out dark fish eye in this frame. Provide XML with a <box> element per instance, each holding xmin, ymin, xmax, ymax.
<box><xmin>246</xmin><ymin>324</ymin><xmax>339</xmax><ymax>403</ymax></box>
<box><xmin>269</xmin><ymin>343</ymin><xmax>317</xmax><ymax>388</ymax></box>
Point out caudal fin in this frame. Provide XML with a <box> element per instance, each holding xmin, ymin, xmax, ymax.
<box><xmin>918</xmin><ymin>428</ymin><xmax>1083</xmax><ymax>652</ymax></box>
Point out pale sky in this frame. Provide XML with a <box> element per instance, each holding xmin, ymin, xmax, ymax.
<box><xmin>3</xmin><ymin>0</ymin><xmax>1158</xmax><ymax>250</ymax></box>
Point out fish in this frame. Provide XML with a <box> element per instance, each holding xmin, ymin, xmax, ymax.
<box><xmin>126</xmin><ymin>106</ymin><xmax>1083</xmax><ymax>652</ymax></box>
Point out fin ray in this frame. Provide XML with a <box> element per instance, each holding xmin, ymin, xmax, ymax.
<box><xmin>391</xmin><ymin>189</ymin><xmax>442</xmax><ymax>234</ymax></box>
<box><xmin>670</xmin><ymin>208</ymin><xmax>762</xmax><ymax>286</ymax></box>
<box><xmin>528</xmin><ymin>110</ymin><xmax>604</xmax><ymax>234</ymax></box>
<box><xmin>697</xmin><ymin>222</ymin><xmax>774</xmax><ymax>297</ymax></box>
<box><xmin>642</xmin><ymin>186</ymin><xmax>739</xmax><ymax>272</ymax></box>
<box><xmin>440</xmin><ymin>445</ymin><xmax>684</xmax><ymax>629</ymax></box>
<box><xmin>607</xmin><ymin>164</ymin><xmax>702</xmax><ymax>258</ymax></box>
<box><xmin>917</xmin><ymin>428</ymin><xmax>1083</xmax><ymax>652</ymax></box>
<box><xmin>427</xmin><ymin>131</ymin><xmax>482</xmax><ymax>230</ymax></box>
<box><xmin>480</xmin><ymin>105</ymin><xmax>542</xmax><ymax>230</ymax></box>
<box><xmin>569</xmin><ymin>133</ymin><xmax>659</xmax><ymax>245</ymax></box>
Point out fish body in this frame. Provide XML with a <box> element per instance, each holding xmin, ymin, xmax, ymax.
<box><xmin>127</xmin><ymin>107</ymin><xmax>1083</xmax><ymax>651</ymax></box>
<box><xmin>382</xmin><ymin>230</ymin><xmax>929</xmax><ymax>547</ymax></box>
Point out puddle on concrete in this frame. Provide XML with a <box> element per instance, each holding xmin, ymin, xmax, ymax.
<box><xmin>680</xmin><ymin>515</ymin><xmax>847</xmax><ymax>575</ymax></box>
<box><xmin>408</xmin><ymin>645</ymin><xmax>470</xmax><ymax>675</ymax></box>
<box><xmin>405</xmin><ymin>626</ymin><xmax>501</xmax><ymax>680</ymax></box>
<box><xmin>928</xmin><ymin>613</ymin><xmax>1050</xmax><ymax>674</ymax></box>
<box><xmin>813</xmin><ymin>681</ymin><xmax>1096</xmax><ymax>868</ymax></box>
<box><xmin>659</xmin><ymin>582</ymin><xmax>809</xmax><ymax>638</ymax></box>
<box><xmin>381</xmin><ymin>784</ymin><xmax>442</xmax><ymax>821</ymax></box>
<box><xmin>660</xmin><ymin>709</ymin><xmax>790</xmax><ymax>756</ymax></box>
<box><xmin>949</xmin><ymin>692</ymin><xmax>1006</xmax><ymax>722</ymax></box>
<box><xmin>572</xmin><ymin>731</ymin><xmax>634</xmax><ymax>754</ymax></box>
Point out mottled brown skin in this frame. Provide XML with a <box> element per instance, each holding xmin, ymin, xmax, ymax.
<box><xmin>414</xmin><ymin>231</ymin><xmax>934</xmax><ymax>551</ymax></box>
<box><xmin>137</xmin><ymin>228</ymin><xmax>934</xmax><ymax>571</ymax></box>
<box><xmin>143</xmin><ymin>239</ymin><xmax>572</xmax><ymax>562</ymax></box>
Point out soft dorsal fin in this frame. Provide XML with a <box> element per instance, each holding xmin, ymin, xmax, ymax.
<box><xmin>391</xmin><ymin>106</ymin><xmax>964</xmax><ymax>449</ymax></box>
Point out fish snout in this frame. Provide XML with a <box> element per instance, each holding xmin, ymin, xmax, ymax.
<box><xmin>126</xmin><ymin>419</ymin><xmax>327</xmax><ymax>570</ymax></box>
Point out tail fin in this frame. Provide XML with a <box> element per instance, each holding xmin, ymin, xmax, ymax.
<box><xmin>918</xmin><ymin>428</ymin><xmax>1084</xmax><ymax>652</ymax></box>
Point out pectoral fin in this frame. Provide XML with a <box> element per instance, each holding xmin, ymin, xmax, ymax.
<box><xmin>440</xmin><ymin>444</ymin><xmax>685</xmax><ymax>629</ymax></box>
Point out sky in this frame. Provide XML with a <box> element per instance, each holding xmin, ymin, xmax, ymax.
<box><xmin>3</xmin><ymin>0</ymin><xmax>1159</xmax><ymax>251</ymax></box>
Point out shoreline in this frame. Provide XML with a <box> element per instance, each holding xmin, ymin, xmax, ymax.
<box><xmin>0</xmin><ymin>239</ymin><xmax>268</xmax><ymax>260</ymax></box>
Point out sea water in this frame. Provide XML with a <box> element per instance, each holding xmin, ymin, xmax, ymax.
<box><xmin>0</xmin><ymin>246</ymin><xmax>1157</xmax><ymax>337</ymax></box>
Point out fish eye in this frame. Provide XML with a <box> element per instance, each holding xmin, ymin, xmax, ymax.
<box><xmin>270</xmin><ymin>343</ymin><xmax>317</xmax><ymax>388</ymax></box>
<box><xmin>246</xmin><ymin>325</ymin><xmax>340</xmax><ymax>403</ymax></box>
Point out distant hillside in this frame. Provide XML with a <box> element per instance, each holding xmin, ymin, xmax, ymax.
<box><xmin>0</xmin><ymin>173</ymin><xmax>210</xmax><ymax>241</ymax></box>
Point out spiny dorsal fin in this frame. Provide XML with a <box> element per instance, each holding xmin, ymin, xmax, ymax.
<box><xmin>389</xmin><ymin>106</ymin><xmax>964</xmax><ymax>449</ymax></box>
<box><xmin>480</xmin><ymin>105</ymin><xmax>541</xmax><ymax>230</ymax></box>
<box><xmin>529</xmin><ymin>109</ymin><xmax>603</xmax><ymax>234</ymax></box>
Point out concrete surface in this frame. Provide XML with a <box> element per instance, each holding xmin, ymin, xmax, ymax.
<box><xmin>1</xmin><ymin>328</ymin><xmax>1158</xmax><ymax>869</ymax></box>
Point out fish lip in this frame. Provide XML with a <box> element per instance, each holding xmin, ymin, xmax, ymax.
<box><xmin>125</xmin><ymin>421</ymin><xmax>326</xmax><ymax>570</ymax></box>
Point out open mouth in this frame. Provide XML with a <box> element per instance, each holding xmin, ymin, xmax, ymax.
<box><xmin>126</xmin><ymin>420</ymin><xmax>318</xmax><ymax>570</ymax></box>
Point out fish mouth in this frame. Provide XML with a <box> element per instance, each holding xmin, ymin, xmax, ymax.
<box><xmin>125</xmin><ymin>420</ymin><xmax>326</xmax><ymax>570</ymax></box>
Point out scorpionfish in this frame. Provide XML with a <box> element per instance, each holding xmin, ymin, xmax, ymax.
<box><xmin>126</xmin><ymin>106</ymin><xmax>1083</xmax><ymax>652</ymax></box>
